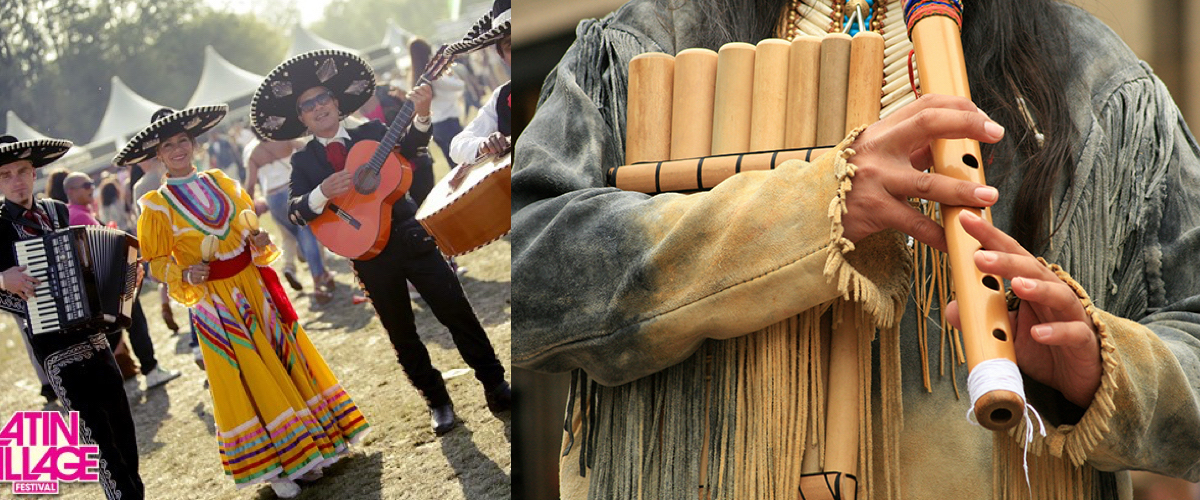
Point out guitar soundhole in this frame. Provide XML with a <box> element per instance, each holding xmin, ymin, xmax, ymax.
<box><xmin>354</xmin><ymin>167</ymin><xmax>381</xmax><ymax>195</ymax></box>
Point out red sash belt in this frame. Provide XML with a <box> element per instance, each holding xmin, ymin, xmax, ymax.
<box><xmin>204</xmin><ymin>247</ymin><xmax>298</xmax><ymax>324</ymax></box>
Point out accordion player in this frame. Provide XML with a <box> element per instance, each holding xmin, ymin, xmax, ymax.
<box><xmin>0</xmin><ymin>226</ymin><xmax>143</xmax><ymax>336</ymax></box>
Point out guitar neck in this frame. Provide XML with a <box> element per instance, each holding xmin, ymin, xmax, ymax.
<box><xmin>368</xmin><ymin>102</ymin><xmax>414</xmax><ymax>168</ymax></box>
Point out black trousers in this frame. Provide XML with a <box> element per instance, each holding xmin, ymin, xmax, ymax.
<box><xmin>32</xmin><ymin>332</ymin><xmax>144</xmax><ymax>500</ymax></box>
<box><xmin>124</xmin><ymin>299</ymin><xmax>158</xmax><ymax>375</ymax></box>
<box><xmin>353</xmin><ymin>220</ymin><xmax>505</xmax><ymax>408</ymax></box>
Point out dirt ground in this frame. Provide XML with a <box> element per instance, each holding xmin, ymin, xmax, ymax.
<box><xmin>0</xmin><ymin>231</ymin><xmax>512</xmax><ymax>500</ymax></box>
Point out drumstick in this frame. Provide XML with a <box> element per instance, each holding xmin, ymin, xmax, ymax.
<box><xmin>625</xmin><ymin>52</ymin><xmax>674</xmax><ymax>165</ymax></box>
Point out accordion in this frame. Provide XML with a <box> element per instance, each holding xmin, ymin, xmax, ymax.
<box><xmin>0</xmin><ymin>227</ymin><xmax>142</xmax><ymax>336</ymax></box>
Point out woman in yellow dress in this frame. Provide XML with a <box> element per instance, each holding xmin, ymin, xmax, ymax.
<box><xmin>115</xmin><ymin>106</ymin><xmax>369</xmax><ymax>498</ymax></box>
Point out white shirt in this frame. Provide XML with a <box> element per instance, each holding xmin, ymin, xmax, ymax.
<box><xmin>430</xmin><ymin>76</ymin><xmax>465</xmax><ymax>123</ymax></box>
<box><xmin>449</xmin><ymin>84</ymin><xmax>504</xmax><ymax>165</ymax></box>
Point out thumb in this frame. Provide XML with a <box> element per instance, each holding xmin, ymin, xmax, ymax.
<box><xmin>945</xmin><ymin>300</ymin><xmax>962</xmax><ymax>330</ymax></box>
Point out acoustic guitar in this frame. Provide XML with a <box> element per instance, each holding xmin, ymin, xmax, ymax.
<box><xmin>310</xmin><ymin>36</ymin><xmax>503</xmax><ymax>259</ymax></box>
<box><xmin>416</xmin><ymin>151</ymin><xmax>511</xmax><ymax>256</ymax></box>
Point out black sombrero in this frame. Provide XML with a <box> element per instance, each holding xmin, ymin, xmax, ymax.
<box><xmin>456</xmin><ymin>0</ymin><xmax>510</xmax><ymax>51</ymax></box>
<box><xmin>0</xmin><ymin>135</ymin><xmax>73</xmax><ymax>169</ymax></box>
<box><xmin>113</xmin><ymin>105</ymin><xmax>227</xmax><ymax>166</ymax></box>
<box><xmin>251</xmin><ymin>50</ymin><xmax>375</xmax><ymax>141</ymax></box>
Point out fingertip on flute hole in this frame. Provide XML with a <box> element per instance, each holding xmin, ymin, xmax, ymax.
<box><xmin>974</xmin><ymin>186</ymin><xmax>998</xmax><ymax>203</ymax></box>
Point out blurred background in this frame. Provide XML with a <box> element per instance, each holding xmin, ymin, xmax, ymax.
<box><xmin>510</xmin><ymin>0</ymin><xmax>1200</xmax><ymax>499</ymax></box>
<box><xmin>0</xmin><ymin>0</ymin><xmax>507</xmax><ymax>182</ymax></box>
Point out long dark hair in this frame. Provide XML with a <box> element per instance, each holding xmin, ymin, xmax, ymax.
<box><xmin>410</xmin><ymin>38</ymin><xmax>433</xmax><ymax>88</ymax></box>
<box><xmin>44</xmin><ymin>168</ymin><xmax>69</xmax><ymax>203</ymax></box>
<box><xmin>665</xmin><ymin>0</ymin><xmax>1077</xmax><ymax>252</ymax></box>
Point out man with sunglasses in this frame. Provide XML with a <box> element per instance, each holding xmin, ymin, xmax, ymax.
<box><xmin>251</xmin><ymin>50</ymin><xmax>510</xmax><ymax>436</ymax></box>
<box><xmin>64</xmin><ymin>172</ymin><xmax>181</xmax><ymax>395</ymax></box>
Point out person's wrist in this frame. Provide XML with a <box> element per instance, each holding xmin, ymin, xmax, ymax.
<box><xmin>414</xmin><ymin>114</ymin><xmax>431</xmax><ymax>125</ymax></box>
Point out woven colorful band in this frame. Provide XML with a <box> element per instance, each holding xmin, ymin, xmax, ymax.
<box><xmin>904</xmin><ymin>0</ymin><xmax>963</xmax><ymax>33</ymax></box>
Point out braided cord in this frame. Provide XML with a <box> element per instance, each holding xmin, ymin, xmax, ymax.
<box><xmin>903</xmin><ymin>0</ymin><xmax>962</xmax><ymax>33</ymax></box>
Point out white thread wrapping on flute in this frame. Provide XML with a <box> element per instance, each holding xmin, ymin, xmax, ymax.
<box><xmin>966</xmin><ymin>358</ymin><xmax>1047</xmax><ymax>495</ymax></box>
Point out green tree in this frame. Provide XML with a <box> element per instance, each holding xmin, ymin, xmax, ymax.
<box><xmin>2</xmin><ymin>0</ymin><xmax>288</xmax><ymax>143</ymax></box>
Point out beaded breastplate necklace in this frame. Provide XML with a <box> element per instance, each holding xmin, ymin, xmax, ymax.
<box><xmin>777</xmin><ymin>0</ymin><xmax>916</xmax><ymax>119</ymax></box>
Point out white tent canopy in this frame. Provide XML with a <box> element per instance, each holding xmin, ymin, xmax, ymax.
<box><xmin>4</xmin><ymin>111</ymin><xmax>82</xmax><ymax>156</ymax></box>
<box><xmin>4</xmin><ymin>111</ymin><xmax>49</xmax><ymax>140</ymax></box>
<box><xmin>186</xmin><ymin>46</ymin><xmax>265</xmax><ymax>108</ymax></box>
<box><xmin>434</xmin><ymin>3</ymin><xmax>491</xmax><ymax>44</ymax></box>
<box><xmin>383</xmin><ymin>19</ymin><xmax>416</xmax><ymax>52</ymax></box>
<box><xmin>287</xmin><ymin>25</ymin><xmax>359</xmax><ymax>58</ymax></box>
<box><xmin>90</xmin><ymin>76</ymin><xmax>168</xmax><ymax>146</ymax></box>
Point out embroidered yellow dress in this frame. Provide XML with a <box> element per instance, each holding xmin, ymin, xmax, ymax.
<box><xmin>137</xmin><ymin>169</ymin><xmax>369</xmax><ymax>487</ymax></box>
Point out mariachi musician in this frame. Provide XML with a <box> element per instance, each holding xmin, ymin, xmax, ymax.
<box><xmin>448</xmin><ymin>0</ymin><xmax>511</xmax><ymax>166</ymax></box>
<box><xmin>250</xmin><ymin>48</ymin><xmax>510</xmax><ymax>436</ymax></box>
<box><xmin>0</xmin><ymin>136</ymin><xmax>144</xmax><ymax>500</ymax></box>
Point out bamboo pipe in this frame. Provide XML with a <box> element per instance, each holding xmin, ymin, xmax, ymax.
<box><xmin>750</xmin><ymin>39</ymin><xmax>791</xmax><ymax>151</ymax></box>
<box><xmin>845</xmin><ymin>31</ymin><xmax>884</xmax><ymax>136</ymax></box>
<box><xmin>671</xmin><ymin>49</ymin><xmax>719</xmax><ymax>160</ymax></box>
<box><xmin>625</xmin><ymin>52</ymin><xmax>674</xmax><ymax>165</ymax></box>
<box><xmin>607</xmin><ymin>147</ymin><xmax>832</xmax><ymax>194</ymax></box>
<box><xmin>816</xmin><ymin>34</ymin><xmax>852</xmax><ymax>146</ymax></box>
<box><xmin>711</xmin><ymin>43</ymin><xmax>756</xmax><ymax>154</ymax></box>
<box><xmin>785</xmin><ymin>36</ymin><xmax>822</xmax><ymax>149</ymax></box>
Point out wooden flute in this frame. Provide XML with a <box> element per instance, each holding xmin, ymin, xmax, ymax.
<box><xmin>907</xmin><ymin>1</ymin><xmax>1024</xmax><ymax>430</ymax></box>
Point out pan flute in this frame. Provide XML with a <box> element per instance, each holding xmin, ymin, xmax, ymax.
<box><xmin>616</xmin><ymin>31</ymin><xmax>889</xmax><ymax>497</ymax></box>
<box><xmin>610</xmin><ymin>32</ymin><xmax>887</xmax><ymax>193</ymax></box>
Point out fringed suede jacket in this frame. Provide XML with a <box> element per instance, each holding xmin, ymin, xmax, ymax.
<box><xmin>512</xmin><ymin>1</ymin><xmax>1200</xmax><ymax>499</ymax></box>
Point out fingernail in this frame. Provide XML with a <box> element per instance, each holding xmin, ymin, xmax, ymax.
<box><xmin>984</xmin><ymin>121</ymin><xmax>1005</xmax><ymax>138</ymax></box>
<box><xmin>977</xmin><ymin>250</ymin><xmax>996</xmax><ymax>263</ymax></box>
<box><xmin>975</xmin><ymin>186</ymin><xmax>998</xmax><ymax>202</ymax></box>
<box><xmin>1031</xmin><ymin>325</ymin><xmax>1050</xmax><ymax>340</ymax></box>
<box><xmin>1012</xmin><ymin>277</ymin><xmax>1026</xmax><ymax>289</ymax></box>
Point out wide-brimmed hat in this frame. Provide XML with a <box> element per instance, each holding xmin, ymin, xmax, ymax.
<box><xmin>0</xmin><ymin>135</ymin><xmax>73</xmax><ymax>169</ymax></box>
<box><xmin>457</xmin><ymin>0</ymin><xmax>510</xmax><ymax>51</ymax></box>
<box><xmin>250</xmin><ymin>50</ymin><xmax>376</xmax><ymax>141</ymax></box>
<box><xmin>113</xmin><ymin>105</ymin><xmax>227</xmax><ymax>166</ymax></box>
<box><xmin>492</xmin><ymin>0</ymin><xmax>510</xmax><ymax>26</ymax></box>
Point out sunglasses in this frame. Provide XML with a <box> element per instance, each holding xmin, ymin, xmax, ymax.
<box><xmin>298</xmin><ymin>91</ymin><xmax>334</xmax><ymax>114</ymax></box>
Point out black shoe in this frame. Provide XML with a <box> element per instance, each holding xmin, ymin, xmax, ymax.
<box><xmin>40</xmin><ymin>384</ymin><xmax>57</xmax><ymax>404</ymax></box>
<box><xmin>431</xmin><ymin>403</ymin><xmax>458</xmax><ymax>435</ymax></box>
<box><xmin>484</xmin><ymin>380</ymin><xmax>511</xmax><ymax>413</ymax></box>
<box><xmin>283</xmin><ymin>270</ymin><xmax>303</xmax><ymax>291</ymax></box>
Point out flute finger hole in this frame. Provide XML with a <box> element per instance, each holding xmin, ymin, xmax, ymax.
<box><xmin>982</xmin><ymin>275</ymin><xmax>1001</xmax><ymax>291</ymax></box>
<box><xmin>962</xmin><ymin>153</ymin><xmax>979</xmax><ymax>168</ymax></box>
<box><xmin>992</xmin><ymin>328</ymin><xmax>1008</xmax><ymax>342</ymax></box>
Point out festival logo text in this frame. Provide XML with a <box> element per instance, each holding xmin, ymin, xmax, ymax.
<box><xmin>0</xmin><ymin>412</ymin><xmax>98</xmax><ymax>495</ymax></box>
